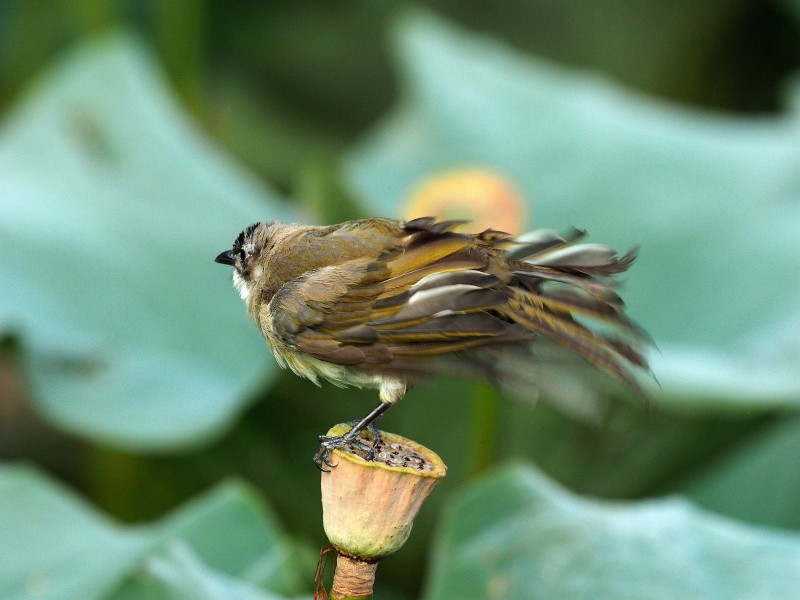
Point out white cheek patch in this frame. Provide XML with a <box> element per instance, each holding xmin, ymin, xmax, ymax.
<box><xmin>233</xmin><ymin>271</ymin><xmax>251</xmax><ymax>301</ymax></box>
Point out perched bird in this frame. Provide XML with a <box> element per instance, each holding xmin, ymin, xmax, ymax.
<box><xmin>215</xmin><ymin>217</ymin><xmax>649</xmax><ymax>467</ymax></box>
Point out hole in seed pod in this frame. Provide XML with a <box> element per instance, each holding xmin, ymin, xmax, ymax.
<box><xmin>352</xmin><ymin>435</ymin><xmax>437</xmax><ymax>472</ymax></box>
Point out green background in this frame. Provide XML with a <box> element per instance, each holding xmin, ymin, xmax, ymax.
<box><xmin>2</xmin><ymin>2</ymin><xmax>800</xmax><ymax>598</ymax></box>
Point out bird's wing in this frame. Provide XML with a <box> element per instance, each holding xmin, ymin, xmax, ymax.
<box><xmin>265</xmin><ymin>220</ymin><xmax>531</xmax><ymax>369</ymax></box>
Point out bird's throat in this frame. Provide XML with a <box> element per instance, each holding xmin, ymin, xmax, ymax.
<box><xmin>233</xmin><ymin>271</ymin><xmax>251</xmax><ymax>302</ymax></box>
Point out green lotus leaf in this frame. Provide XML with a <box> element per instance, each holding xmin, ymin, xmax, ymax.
<box><xmin>0</xmin><ymin>33</ymin><xmax>293</xmax><ymax>450</ymax></box>
<box><xmin>0</xmin><ymin>464</ymin><xmax>298</xmax><ymax>600</ymax></box>
<box><xmin>425</xmin><ymin>464</ymin><xmax>800</xmax><ymax>599</ymax></box>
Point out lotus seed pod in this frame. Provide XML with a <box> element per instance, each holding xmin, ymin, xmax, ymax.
<box><xmin>320</xmin><ymin>424</ymin><xmax>447</xmax><ymax>561</ymax></box>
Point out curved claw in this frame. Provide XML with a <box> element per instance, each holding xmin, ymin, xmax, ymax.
<box><xmin>313</xmin><ymin>433</ymin><xmax>349</xmax><ymax>470</ymax></box>
<box><xmin>313</xmin><ymin>449</ymin><xmax>335</xmax><ymax>472</ymax></box>
<box><xmin>313</xmin><ymin>429</ymin><xmax>377</xmax><ymax>469</ymax></box>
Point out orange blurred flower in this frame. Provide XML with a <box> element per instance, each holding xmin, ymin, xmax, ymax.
<box><xmin>403</xmin><ymin>168</ymin><xmax>527</xmax><ymax>234</ymax></box>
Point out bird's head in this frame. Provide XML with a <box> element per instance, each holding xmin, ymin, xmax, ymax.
<box><xmin>215</xmin><ymin>222</ymin><xmax>269</xmax><ymax>301</ymax></box>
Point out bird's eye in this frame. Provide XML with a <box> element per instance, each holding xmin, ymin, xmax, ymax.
<box><xmin>237</xmin><ymin>248</ymin><xmax>246</xmax><ymax>261</ymax></box>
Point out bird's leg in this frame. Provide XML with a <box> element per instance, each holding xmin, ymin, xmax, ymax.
<box><xmin>314</xmin><ymin>402</ymin><xmax>392</xmax><ymax>470</ymax></box>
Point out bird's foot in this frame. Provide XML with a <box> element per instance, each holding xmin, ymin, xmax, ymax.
<box><xmin>345</xmin><ymin>418</ymin><xmax>383</xmax><ymax>449</ymax></box>
<box><xmin>313</xmin><ymin>426</ymin><xmax>380</xmax><ymax>471</ymax></box>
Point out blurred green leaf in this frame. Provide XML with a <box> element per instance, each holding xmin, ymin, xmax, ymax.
<box><xmin>294</xmin><ymin>159</ymin><xmax>366</xmax><ymax>224</ymax></box>
<box><xmin>207</xmin><ymin>74</ymin><xmax>351</xmax><ymax>193</ymax></box>
<box><xmin>0</xmin><ymin>464</ymin><xmax>150</xmax><ymax>600</ymax></box>
<box><xmin>683</xmin><ymin>415</ymin><xmax>800</xmax><ymax>530</ymax></box>
<box><xmin>109</xmin><ymin>541</ymin><xmax>293</xmax><ymax>600</ymax></box>
<box><xmin>0</xmin><ymin>464</ymin><xmax>299</xmax><ymax>600</ymax></box>
<box><xmin>344</xmin><ymin>12</ymin><xmax>800</xmax><ymax>412</ymax></box>
<box><xmin>425</xmin><ymin>464</ymin><xmax>800</xmax><ymax>599</ymax></box>
<box><xmin>148</xmin><ymin>480</ymin><xmax>300</xmax><ymax>594</ymax></box>
<box><xmin>778</xmin><ymin>0</ymin><xmax>800</xmax><ymax>27</ymax></box>
<box><xmin>428</xmin><ymin>0</ymin><xmax>737</xmax><ymax>89</ymax></box>
<box><xmin>0</xmin><ymin>33</ymin><xmax>294</xmax><ymax>450</ymax></box>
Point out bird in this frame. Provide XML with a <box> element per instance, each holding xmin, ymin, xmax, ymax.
<box><xmin>215</xmin><ymin>216</ymin><xmax>650</xmax><ymax>468</ymax></box>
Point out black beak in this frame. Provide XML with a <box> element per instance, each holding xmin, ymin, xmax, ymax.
<box><xmin>215</xmin><ymin>250</ymin><xmax>235</xmax><ymax>266</ymax></box>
